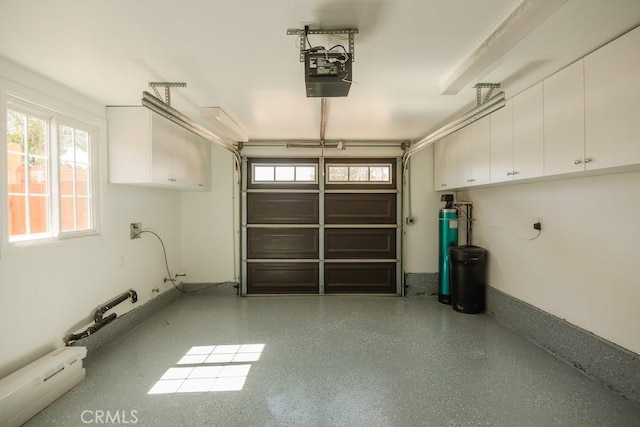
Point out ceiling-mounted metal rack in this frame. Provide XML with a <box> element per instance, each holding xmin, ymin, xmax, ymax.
<box><xmin>473</xmin><ymin>83</ymin><xmax>501</xmax><ymax>106</ymax></box>
<box><xmin>148</xmin><ymin>82</ymin><xmax>187</xmax><ymax>106</ymax></box>
<box><xmin>141</xmin><ymin>83</ymin><xmax>241</xmax><ymax>167</ymax></box>
<box><xmin>287</xmin><ymin>28</ymin><xmax>359</xmax><ymax>62</ymax></box>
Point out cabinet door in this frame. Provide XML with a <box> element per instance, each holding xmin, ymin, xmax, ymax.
<box><xmin>490</xmin><ymin>100</ymin><xmax>514</xmax><ymax>183</ymax></box>
<box><xmin>470</xmin><ymin>116</ymin><xmax>491</xmax><ymax>185</ymax></box>
<box><xmin>513</xmin><ymin>82</ymin><xmax>544</xmax><ymax>180</ymax></box>
<box><xmin>184</xmin><ymin>133</ymin><xmax>211</xmax><ymax>190</ymax></box>
<box><xmin>544</xmin><ymin>60</ymin><xmax>585</xmax><ymax>176</ymax></box>
<box><xmin>434</xmin><ymin>133</ymin><xmax>457</xmax><ymax>191</ymax></box>
<box><xmin>150</xmin><ymin>113</ymin><xmax>175</xmax><ymax>185</ymax></box>
<box><xmin>585</xmin><ymin>26</ymin><xmax>640</xmax><ymax>170</ymax></box>
<box><xmin>455</xmin><ymin>125</ymin><xmax>473</xmax><ymax>187</ymax></box>
<box><xmin>170</xmin><ymin>124</ymin><xmax>189</xmax><ymax>186</ymax></box>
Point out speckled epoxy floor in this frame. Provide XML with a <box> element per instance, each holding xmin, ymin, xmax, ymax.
<box><xmin>26</xmin><ymin>295</ymin><xmax>640</xmax><ymax>426</ymax></box>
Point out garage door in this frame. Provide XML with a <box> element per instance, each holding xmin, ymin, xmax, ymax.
<box><xmin>241</xmin><ymin>157</ymin><xmax>401</xmax><ymax>295</ymax></box>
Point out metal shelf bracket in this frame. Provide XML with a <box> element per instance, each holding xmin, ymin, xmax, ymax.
<box><xmin>148</xmin><ymin>82</ymin><xmax>187</xmax><ymax>106</ymax></box>
<box><xmin>474</xmin><ymin>83</ymin><xmax>501</xmax><ymax>106</ymax></box>
<box><xmin>287</xmin><ymin>28</ymin><xmax>359</xmax><ymax>62</ymax></box>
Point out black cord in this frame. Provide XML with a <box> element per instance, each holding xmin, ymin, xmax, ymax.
<box><xmin>132</xmin><ymin>230</ymin><xmax>232</xmax><ymax>294</ymax></box>
<box><xmin>329</xmin><ymin>44</ymin><xmax>347</xmax><ymax>53</ymax></box>
<box><xmin>304</xmin><ymin>25</ymin><xmax>313</xmax><ymax>50</ymax></box>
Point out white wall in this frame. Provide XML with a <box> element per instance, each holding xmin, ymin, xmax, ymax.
<box><xmin>0</xmin><ymin>59</ymin><xmax>184</xmax><ymax>378</ymax></box>
<box><xmin>404</xmin><ymin>145</ymin><xmax>440</xmax><ymax>273</ymax></box>
<box><xmin>458</xmin><ymin>171</ymin><xmax>640</xmax><ymax>354</ymax></box>
<box><xmin>180</xmin><ymin>150</ymin><xmax>238</xmax><ymax>283</ymax></box>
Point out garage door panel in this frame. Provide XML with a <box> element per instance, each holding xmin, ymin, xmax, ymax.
<box><xmin>325</xmin><ymin>229</ymin><xmax>396</xmax><ymax>259</ymax></box>
<box><xmin>248</xmin><ymin>228</ymin><xmax>319</xmax><ymax>259</ymax></box>
<box><xmin>247</xmin><ymin>263</ymin><xmax>319</xmax><ymax>294</ymax></box>
<box><xmin>325</xmin><ymin>193</ymin><xmax>396</xmax><ymax>224</ymax></box>
<box><xmin>325</xmin><ymin>263</ymin><xmax>396</xmax><ymax>293</ymax></box>
<box><xmin>247</xmin><ymin>193</ymin><xmax>319</xmax><ymax>224</ymax></box>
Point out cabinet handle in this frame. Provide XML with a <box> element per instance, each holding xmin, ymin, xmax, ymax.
<box><xmin>574</xmin><ymin>159</ymin><xmax>583</xmax><ymax>165</ymax></box>
<box><xmin>198</xmin><ymin>183</ymin><xmax>204</xmax><ymax>187</ymax></box>
<box><xmin>467</xmin><ymin>178</ymin><xmax>476</xmax><ymax>183</ymax></box>
<box><xmin>441</xmin><ymin>184</ymin><xmax>447</xmax><ymax>187</ymax></box>
<box><xmin>512</xmin><ymin>171</ymin><xmax>520</xmax><ymax>175</ymax></box>
<box><xmin>584</xmin><ymin>157</ymin><xmax>593</xmax><ymax>164</ymax></box>
<box><xmin>168</xmin><ymin>178</ymin><xmax>177</xmax><ymax>182</ymax></box>
<box><xmin>506</xmin><ymin>172</ymin><xmax>513</xmax><ymax>176</ymax></box>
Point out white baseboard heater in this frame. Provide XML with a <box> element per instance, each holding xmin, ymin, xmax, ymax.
<box><xmin>0</xmin><ymin>346</ymin><xmax>86</xmax><ymax>427</ymax></box>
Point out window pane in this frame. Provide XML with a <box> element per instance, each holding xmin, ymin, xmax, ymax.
<box><xmin>7</xmin><ymin>110</ymin><xmax>26</xmax><ymax>149</ymax></box>
<box><xmin>7</xmin><ymin>105</ymin><xmax>95</xmax><ymax>241</ymax></box>
<box><xmin>75</xmin><ymin>164</ymin><xmax>90</xmax><ymax>196</ymax></box>
<box><xmin>253</xmin><ymin>166</ymin><xmax>274</xmax><ymax>182</ymax></box>
<box><xmin>29</xmin><ymin>195</ymin><xmax>48</xmax><ymax>234</ymax></box>
<box><xmin>295</xmin><ymin>166</ymin><xmax>316</xmax><ymax>182</ymax></box>
<box><xmin>76</xmin><ymin>197</ymin><xmax>91</xmax><ymax>230</ymax></box>
<box><xmin>28</xmin><ymin>157</ymin><xmax>48</xmax><ymax>195</ymax></box>
<box><xmin>369</xmin><ymin>166</ymin><xmax>390</xmax><ymax>182</ymax></box>
<box><xmin>60</xmin><ymin>196</ymin><xmax>75</xmax><ymax>232</ymax></box>
<box><xmin>328</xmin><ymin>166</ymin><xmax>348</xmax><ymax>181</ymax></box>
<box><xmin>59</xmin><ymin>164</ymin><xmax>74</xmax><ymax>196</ymax></box>
<box><xmin>74</xmin><ymin>129</ymin><xmax>90</xmax><ymax>164</ymax></box>
<box><xmin>58</xmin><ymin>125</ymin><xmax>92</xmax><ymax>233</ymax></box>
<box><xmin>8</xmin><ymin>156</ymin><xmax>25</xmax><ymax>190</ymax></box>
<box><xmin>8</xmin><ymin>195</ymin><xmax>26</xmax><ymax>236</ymax></box>
<box><xmin>28</xmin><ymin>116</ymin><xmax>47</xmax><ymax>156</ymax></box>
<box><xmin>275</xmin><ymin>166</ymin><xmax>295</xmax><ymax>181</ymax></box>
<box><xmin>349</xmin><ymin>166</ymin><xmax>369</xmax><ymax>181</ymax></box>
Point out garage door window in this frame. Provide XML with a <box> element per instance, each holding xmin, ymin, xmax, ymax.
<box><xmin>326</xmin><ymin>163</ymin><xmax>391</xmax><ymax>183</ymax></box>
<box><xmin>252</xmin><ymin>164</ymin><xmax>317</xmax><ymax>184</ymax></box>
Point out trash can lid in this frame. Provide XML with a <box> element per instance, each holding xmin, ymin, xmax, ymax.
<box><xmin>448</xmin><ymin>245</ymin><xmax>488</xmax><ymax>255</ymax></box>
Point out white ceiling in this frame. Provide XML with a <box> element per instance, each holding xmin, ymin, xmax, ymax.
<box><xmin>0</xmin><ymin>0</ymin><xmax>639</xmax><ymax>143</ymax></box>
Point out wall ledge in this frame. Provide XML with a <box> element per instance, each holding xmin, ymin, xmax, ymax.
<box><xmin>486</xmin><ymin>286</ymin><xmax>640</xmax><ymax>405</ymax></box>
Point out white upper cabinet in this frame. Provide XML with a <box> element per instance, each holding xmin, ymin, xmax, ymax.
<box><xmin>513</xmin><ymin>82</ymin><xmax>544</xmax><ymax>180</ymax></box>
<box><xmin>490</xmin><ymin>99</ymin><xmax>514</xmax><ymax>183</ymax></box>
<box><xmin>455</xmin><ymin>124</ymin><xmax>473</xmax><ymax>187</ymax></box>
<box><xmin>184</xmin><ymin>130</ymin><xmax>212</xmax><ymax>190</ymax></box>
<box><xmin>456</xmin><ymin>116</ymin><xmax>491</xmax><ymax>187</ymax></box>
<box><xmin>469</xmin><ymin>116</ymin><xmax>491</xmax><ymax>186</ymax></box>
<box><xmin>107</xmin><ymin>106</ymin><xmax>211</xmax><ymax>190</ymax></box>
<box><xmin>434</xmin><ymin>132</ymin><xmax>457</xmax><ymax>191</ymax></box>
<box><xmin>585</xmin><ymin>26</ymin><xmax>640</xmax><ymax>170</ymax></box>
<box><xmin>544</xmin><ymin>60</ymin><xmax>586</xmax><ymax>176</ymax></box>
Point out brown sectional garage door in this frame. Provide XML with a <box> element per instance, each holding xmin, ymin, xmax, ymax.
<box><xmin>243</xmin><ymin>157</ymin><xmax>400</xmax><ymax>295</ymax></box>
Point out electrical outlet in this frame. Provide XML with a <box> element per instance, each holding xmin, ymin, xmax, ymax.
<box><xmin>130</xmin><ymin>222</ymin><xmax>142</xmax><ymax>239</ymax></box>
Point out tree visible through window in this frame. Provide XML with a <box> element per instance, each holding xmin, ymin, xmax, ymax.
<box><xmin>6</xmin><ymin>110</ymin><xmax>49</xmax><ymax>238</ymax></box>
<box><xmin>6</xmin><ymin>105</ymin><xmax>94</xmax><ymax>242</ymax></box>
<box><xmin>59</xmin><ymin>125</ymin><xmax>92</xmax><ymax>232</ymax></box>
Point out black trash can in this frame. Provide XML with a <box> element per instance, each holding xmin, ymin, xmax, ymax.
<box><xmin>448</xmin><ymin>245</ymin><xmax>488</xmax><ymax>314</ymax></box>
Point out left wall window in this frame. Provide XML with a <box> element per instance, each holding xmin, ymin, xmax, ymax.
<box><xmin>6</xmin><ymin>99</ymin><xmax>95</xmax><ymax>242</ymax></box>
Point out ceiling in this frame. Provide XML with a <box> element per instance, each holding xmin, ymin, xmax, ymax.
<box><xmin>0</xmin><ymin>0</ymin><xmax>639</xmax><ymax>143</ymax></box>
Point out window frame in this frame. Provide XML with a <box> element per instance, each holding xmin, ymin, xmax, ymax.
<box><xmin>247</xmin><ymin>158</ymin><xmax>320</xmax><ymax>190</ymax></box>
<box><xmin>251</xmin><ymin>163</ymin><xmax>318</xmax><ymax>185</ymax></box>
<box><xmin>325</xmin><ymin>163</ymin><xmax>393</xmax><ymax>184</ymax></box>
<box><xmin>324</xmin><ymin>158</ymin><xmax>396</xmax><ymax>190</ymax></box>
<box><xmin>3</xmin><ymin>90</ymin><xmax>100</xmax><ymax>247</ymax></box>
